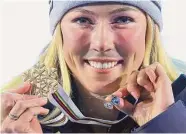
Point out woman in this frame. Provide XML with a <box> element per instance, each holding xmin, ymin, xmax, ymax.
<box><xmin>1</xmin><ymin>0</ymin><xmax>186</xmax><ymax>133</ymax></box>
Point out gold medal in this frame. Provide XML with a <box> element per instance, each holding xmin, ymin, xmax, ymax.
<box><xmin>22</xmin><ymin>62</ymin><xmax>58</xmax><ymax>97</ymax></box>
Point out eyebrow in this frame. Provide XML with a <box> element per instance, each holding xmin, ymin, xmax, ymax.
<box><xmin>73</xmin><ymin>9</ymin><xmax>97</xmax><ymax>16</ymax></box>
<box><xmin>73</xmin><ymin>6</ymin><xmax>137</xmax><ymax>16</ymax></box>
<box><xmin>108</xmin><ymin>7</ymin><xmax>138</xmax><ymax>15</ymax></box>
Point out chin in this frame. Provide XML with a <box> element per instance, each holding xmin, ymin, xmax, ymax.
<box><xmin>85</xmin><ymin>82</ymin><xmax>119</xmax><ymax>96</ymax></box>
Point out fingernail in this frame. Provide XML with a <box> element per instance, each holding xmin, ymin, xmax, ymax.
<box><xmin>130</xmin><ymin>91</ymin><xmax>139</xmax><ymax>99</ymax></box>
<box><xmin>25</xmin><ymin>82</ymin><xmax>31</xmax><ymax>86</ymax></box>
<box><xmin>41</xmin><ymin>97</ymin><xmax>48</xmax><ymax>103</ymax></box>
<box><xmin>45</xmin><ymin>109</ymin><xmax>49</xmax><ymax>114</ymax></box>
<box><xmin>144</xmin><ymin>85</ymin><xmax>149</xmax><ymax>90</ymax></box>
<box><xmin>113</xmin><ymin>91</ymin><xmax>122</xmax><ymax>98</ymax></box>
<box><xmin>22</xmin><ymin>82</ymin><xmax>32</xmax><ymax>90</ymax></box>
<box><xmin>19</xmin><ymin>82</ymin><xmax>29</xmax><ymax>88</ymax></box>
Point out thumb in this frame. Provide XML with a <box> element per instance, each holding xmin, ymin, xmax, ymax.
<box><xmin>147</xmin><ymin>62</ymin><xmax>168</xmax><ymax>80</ymax></box>
<box><xmin>10</xmin><ymin>82</ymin><xmax>32</xmax><ymax>94</ymax></box>
<box><xmin>30</xmin><ymin>117</ymin><xmax>43</xmax><ymax>133</ymax></box>
<box><xmin>155</xmin><ymin>63</ymin><xmax>167</xmax><ymax>78</ymax></box>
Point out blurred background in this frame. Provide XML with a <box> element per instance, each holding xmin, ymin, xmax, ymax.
<box><xmin>1</xmin><ymin>0</ymin><xmax>186</xmax><ymax>86</ymax></box>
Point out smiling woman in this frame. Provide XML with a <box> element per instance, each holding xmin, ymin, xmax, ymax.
<box><xmin>61</xmin><ymin>5</ymin><xmax>147</xmax><ymax>96</ymax></box>
<box><xmin>1</xmin><ymin>0</ymin><xmax>186</xmax><ymax>133</ymax></box>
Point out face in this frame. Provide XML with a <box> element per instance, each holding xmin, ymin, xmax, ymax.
<box><xmin>61</xmin><ymin>4</ymin><xmax>147</xmax><ymax>95</ymax></box>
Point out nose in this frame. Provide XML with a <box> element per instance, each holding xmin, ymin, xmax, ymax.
<box><xmin>90</xmin><ymin>22</ymin><xmax>114</xmax><ymax>52</ymax></box>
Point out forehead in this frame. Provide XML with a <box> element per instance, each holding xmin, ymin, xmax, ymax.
<box><xmin>67</xmin><ymin>4</ymin><xmax>140</xmax><ymax>14</ymax></box>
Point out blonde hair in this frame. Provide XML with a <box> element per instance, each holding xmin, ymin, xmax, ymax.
<box><xmin>39</xmin><ymin>15</ymin><xmax>178</xmax><ymax>96</ymax></box>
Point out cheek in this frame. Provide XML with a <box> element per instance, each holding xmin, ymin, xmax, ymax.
<box><xmin>115</xmin><ymin>28</ymin><xmax>146</xmax><ymax>69</ymax></box>
<box><xmin>115</xmin><ymin>28</ymin><xmax>146</xmax><ymax>55</ymax></box>
<box><xmin>62</xmin><ymin>26</ymin><xmax>92</xmax><ymax>74</ymax></box>
<box><xmin>62</xmin><ymin>27</ymin><xmax>90</xmax><ymax>56</ymax></box>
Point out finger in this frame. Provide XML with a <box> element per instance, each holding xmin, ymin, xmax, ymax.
<box><xmin>146</xmin><ymin>62</ymin><xmax>172</xmax><ymax>90</ymax></box>
<box><xmin>30</xmin><ymin>117</ymin><xmax>43</xmax><ymax>133</ymax></box>
<box><xmin>18</xmin><ymin>107</ymin><xmax>49</xmax><ymax>122</ymax></box>
<box><xmin>2</xmin><ymin>82</ymin><xmax>36</xmax><ymax>104</ymax></box>
<box><xmin>3</xmin><ymin>107</ymin><xmax>47</xmax><ymax>133</ymax></box>
<box><xmin>3</xmin><ymin>92</ymin><xmax>39</xmax><ymax>101</ymax></box>
<box><xmin>145</xmin><ymin>68</ymin><xmax>157</xmax><ymax>83</ymax></box>
<box><xmin>127</xmin><ymin>71</ymin><xmax>141</xmax><ymax>99</ymax></box>
<box><xmin>150</xmin><ymin>63</ymin><xmax>174</xmax><ymax>105</ymax></box>
<box><xmin>137</xmin><ymin>69</ymin><xmax>154</xmax><ymax>92</ymax></box>
<box><xmin>1</xmin><ymin>92</ymin><xmax>39</xmax><ymax>110</ymax></box>
<box><xmin>14</xmin><ymin>117</ymin><xmax>42</xmax><ymax>133</ymax></box>
<box><xmin>115</xmin><ymin>98</ymin><xmax>135</xmax><ymax>115</ymax></box>
<box><xmin>112</xmin><ymin>87</ymin><xmax>129</xmax><ymax>98</ymax></box>
<box><xmin>9</xmin><ymin>97</ymin><xmax>48</xmax><ymax>118</ymax></box>
<box><xmin>1</xmin><ymin>92</ymin><xmax>39</xmax><ymax>122</ymax></box>
<box><xmin>9</xmin><ymin>82</ymin><xmax>32</xmax><ymax>94</ymax></box>
<box><xmin>147</xmin><ymin>62</ymin><xmax>168</xmax><ymax>79</ymax></box>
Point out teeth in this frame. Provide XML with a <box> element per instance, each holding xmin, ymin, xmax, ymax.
<box><xmin>103</xmin><ymin>63</ymin><xmax>107</xmax><ymax>69</ymax></box>
<box><xmin>112</xmin><ymin>62</ymin><xmax>115</xmax><ymax>67</ymax></box>
<box><xmin>88</xmin><ymin>61</ymin><xmax>117</xmax><ymax>69</ymax></box>
<box><xmin>98</xmin><ymin>62</ymin><xmax>102</xmax><ymax>68</ymax></box>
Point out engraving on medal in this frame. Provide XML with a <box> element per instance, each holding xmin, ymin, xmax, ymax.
<box><xmin>22</xmin><ymin>62</ymin><xmax>58</xmax><ymax>97</ymax></box>
<box><xmin>104</xmin><ymin>102</ymin><xmax>113</xmax><ymax>110</ymax></box>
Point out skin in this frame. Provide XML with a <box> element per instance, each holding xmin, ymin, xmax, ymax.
<box><xmin>61</xmin><ymin>4</ymin><xmax>147</xmax><ymax>122</ymax></box>
<box><xmin>0</xmin><ymin>4</ymin><xmax>174</xmax><ymax>133</ymax></box>
<box><xmin>61</xmin><ymin>4</ymin><xmax>146</xmax><ymax>96</ymax></box>
<box><xmin>0</xmin><ymin>83</ymin><xmax>48</xmax><ymax>133</ymax></box>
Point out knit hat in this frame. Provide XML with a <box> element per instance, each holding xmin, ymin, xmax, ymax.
<box><xmin>49</xmin><ymin>0</ymin><xmax>162</xmax><ymax>35</ymax></box>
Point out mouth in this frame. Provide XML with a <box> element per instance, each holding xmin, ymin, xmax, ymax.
<box><xmin>84</xmin><ymin>59</ymin><xmax>124</xmax><ymax>70</ymax></box>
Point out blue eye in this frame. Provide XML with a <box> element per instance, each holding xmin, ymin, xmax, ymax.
<box><xmin>113</xmin><ymin>16</ymin><xmax>134</xmax><ymax>24</ymax></box>
<box><xmin>73</xmin><ymin>17</ymin><xmax>93</xmax><ymax>25</ymax></box>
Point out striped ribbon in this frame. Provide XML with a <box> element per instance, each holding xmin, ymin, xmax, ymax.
<box><xmin>48</xmin><ymin>84</ymin><xmax>129</xmax><ymax>127</ymax></box>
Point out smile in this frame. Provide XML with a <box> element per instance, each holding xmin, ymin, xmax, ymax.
<box><xmin>88</xmin><ymin>61</ymin><xmax>117</xmax><ymax>69</ymax></box>
<box><xmin>84</xmin><ymin>59</ymin><xmax>123</xmax><ymax>70</ymax></box>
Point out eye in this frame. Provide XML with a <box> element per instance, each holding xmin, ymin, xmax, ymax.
<box><xmin>73</xmin><ymin>17</ymin><xmax>93</xmax><ymax>25</ymax></box>
<box><xmin>113</xmin><ymin>16</ymin><xmax>134</xmax><ymax>24</ymax></box>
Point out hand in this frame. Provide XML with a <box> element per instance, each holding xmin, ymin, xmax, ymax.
<box><xmin>1</xmin><ymin>83</ymin><xmax>34</xmax><ymax>123</ymax></box>
<box><xmin>110</xmin><ymin>62</ymin><xmax>174</xmax><ymax>126</ymax></box>
<box><xmin>0</xmin><ymin>83</ymin><xmax>49</xmax><ymax>133</ymax></box>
